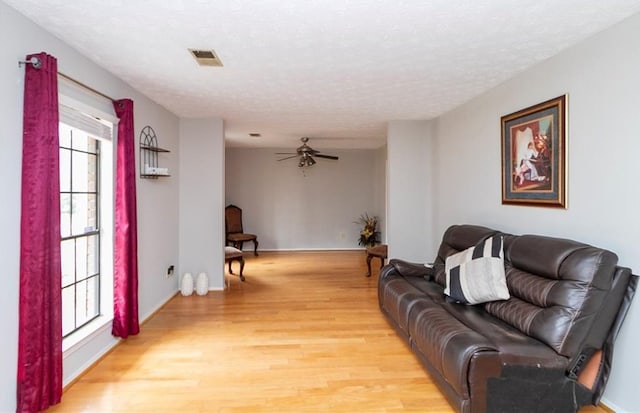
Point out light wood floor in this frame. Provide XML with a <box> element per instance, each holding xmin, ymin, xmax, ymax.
<box><xmin>50</xmin><ymin>251</ymin><xmax>607</xmax><ymax>413</ymax></box>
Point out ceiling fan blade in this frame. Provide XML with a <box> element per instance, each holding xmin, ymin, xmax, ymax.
<box><xmin>314</xmin><ymin>154</ymin><xmax>339</xmax><ymax>160</ymax></box>
<box><xmin>275</xmin><ymin>152</ymin><xmax>297</xmax><ymax>155</ymax></box>
<box><xmin>277</xmin><ymin>155</ymin><xmax>299</xmax><ymax>161</ymax></box>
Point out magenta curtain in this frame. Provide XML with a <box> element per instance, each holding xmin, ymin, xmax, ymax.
<box><xmin>112</xmin><ymin>99</ymin><xmax>140</xmax><ymax>338</ymax></box>
<box><xmin>17</xmin><ymin>52</ymin><xmax>63</xmax><ymax>412</ymax></box>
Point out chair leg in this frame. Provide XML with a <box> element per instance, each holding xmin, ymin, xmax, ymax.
<box><xmin>239</xmin><ymin>257</ymin><xmax>245</xmax><ymax>281</ymax></box>
<box><xmin>379</xmin><ymin>258</ymin><xmax>385</xmax><ymax>270</ymax></box>
<box><xmin>226</xmin><ymin>258</ymin><xmax>245</xmax><ymax>281</ymax></box>
<box><xmin>253</xmin><ymin>239</ymin><xmax>259</xmax><ymax>256</ymax></box>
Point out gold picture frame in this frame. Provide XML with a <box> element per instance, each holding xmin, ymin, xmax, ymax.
<box><xmin>501</xmin><ymin>95</ymin><xmax>567</xmax><ymax>208</ymax></box>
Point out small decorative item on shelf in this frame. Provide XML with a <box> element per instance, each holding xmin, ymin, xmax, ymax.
<box><xmin>180</xmin><ymin>272</ymin><xmax>194</xmax><ymax>296</ymax></box>
<box><xmin>196</xmin><ymin>272</ymin><xmax>209</xmax><ymax>296</ymax></box>
<box><xmin>354</xmin><ymin>213</ymin><xmax>380</xmax><ymax>248</ymax></box>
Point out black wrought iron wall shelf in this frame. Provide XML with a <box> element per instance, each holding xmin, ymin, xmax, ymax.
<box><xmin>139</xmin><ymin>125</ymin><xmax>170</xmax><ymax>179</ymax></box>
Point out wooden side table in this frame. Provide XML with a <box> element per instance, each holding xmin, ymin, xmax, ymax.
<box><xmin>365</xmin><ymin>244</ymin><xmax>388</xmax><ymax>277</ymax></box>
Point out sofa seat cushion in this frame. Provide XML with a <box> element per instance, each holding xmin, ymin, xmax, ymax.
<box><xmin>379</xmin><ymin>275</ymin><xmax>446</xmax><ymax>336</ymax></box>
<box><xmin>443</xmin><ymin>301</ymin><xmax>569</xmax><ymax>369</ymax></box>
<box><xmin>379</xmin><ymin>276</ymin><xmax>424</xmax><ymax>336</ymax></box>
<box><xmin>409</xmin><ymin>301</ymin><xmax>498</xmax><ymax>397</ymax></box>
<box><xmin>379</xmin><ymin>271</ymin><xmax>452</xmax><ymax>333</ymax></box>
<box><xmin>403</xmin><ymin>272</ymin><xmax>448</xmax><ymax>301</ymax></box>
<box><xmin>408</xmin><ymin>297</ymin><xmax>569</xmax><ymax>400</ymax></box>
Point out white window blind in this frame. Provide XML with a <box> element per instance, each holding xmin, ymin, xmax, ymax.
<box><xmin>59</xmin><ymin>103</ymin><xmax>113</xmax><ymax>141</ymax></box>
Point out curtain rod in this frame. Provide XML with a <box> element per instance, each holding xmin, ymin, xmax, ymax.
<box><xmin>58</xmin><ymin>72</ymin><xmax>116</xmax><ymax>103</ymax></box>
<box><xmin>19</xmin><ymin>56</ymin><xmax>117</xmax><ymax>103</ymax></box>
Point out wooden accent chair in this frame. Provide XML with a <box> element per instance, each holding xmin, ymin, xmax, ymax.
<box><xmin>225</xmin><ymin>204</ymin><xmax>259</xmax><ymax>256</ymax></box>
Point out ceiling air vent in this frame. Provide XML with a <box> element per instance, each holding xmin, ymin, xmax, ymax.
<box><xmin>189</xmin><ymin>49</ymin><xmax>223</xmax><ymax>67</ymax></box>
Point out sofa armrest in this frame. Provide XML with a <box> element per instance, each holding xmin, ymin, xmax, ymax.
<box><xmin>388</xmin><ymin>258</ymin><xmax>434</xmax><ymax>279</ymax></box>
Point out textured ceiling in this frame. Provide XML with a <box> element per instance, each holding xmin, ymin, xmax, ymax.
<box><xmin>5</xmin><ymin>0</ymin><xmax>640</xmax><ymax>149</ymax></box>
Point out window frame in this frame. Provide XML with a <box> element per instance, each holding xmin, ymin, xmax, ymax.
<box><xmin>58</xmin><ymin>94</ymin><xmax>117</xmax><ymax>352</ymax></box>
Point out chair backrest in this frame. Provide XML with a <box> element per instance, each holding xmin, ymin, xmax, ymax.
<box><xmin>225</xmin><ymin>204</ymin><xmax>244</xmax><ymax>234</ymax></box>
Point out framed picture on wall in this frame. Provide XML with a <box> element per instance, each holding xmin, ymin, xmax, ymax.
<box><xmin>501</xmin><ymin>95</ymin><xmax>567</xmax><ymax>208</ymax></box>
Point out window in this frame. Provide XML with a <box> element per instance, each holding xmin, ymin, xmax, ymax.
<box><xmin>60</xmin><ymin>124</ymin><xmax>101</xmax><ymax>337</ymax></box>
<box><xmin>58</xmin><ymin>98</ymin><xmax>115</xmax><ymax>345</ymax></box>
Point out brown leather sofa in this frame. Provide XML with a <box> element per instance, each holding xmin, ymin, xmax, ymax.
<box><xmin>378</xmin><ymin>224</ymin><xmax>637</xmax><ymax>413</ymax></box>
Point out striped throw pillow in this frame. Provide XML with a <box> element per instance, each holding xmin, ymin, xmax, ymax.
<box><xmin>444</xmin><ymin>235</ymin><xmax>509</xmax><ymax>305</ymax></box>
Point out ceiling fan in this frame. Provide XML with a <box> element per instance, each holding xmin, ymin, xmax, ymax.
<box><xmin>276</xmin><ymin>137</ymin><xmax>339</xmax><ymax>167</ymax></box>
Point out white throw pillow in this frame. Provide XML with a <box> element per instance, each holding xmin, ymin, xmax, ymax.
<box><xmin>444</xmin><ymin>235</ymin><xmax>509</xmax><ymax>305</ymax></box>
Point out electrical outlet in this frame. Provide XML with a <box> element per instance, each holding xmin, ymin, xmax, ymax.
<box><xmin>167</xmin><ymin>265</ymin><xmax>174</xmax><ymax>278</ymax></box>
<box><xmin>338</xmin><ymin>231</ymin><xmax>347</xmax><ymax>240</ymax></box>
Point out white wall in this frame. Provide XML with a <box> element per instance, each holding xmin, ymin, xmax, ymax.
<box><xmin>387</xmin><ymin>120</ymin><xmax>434</xmax><ymax>262</ymax></box>
<box><xmin>430</xmin><ymin>13</ymin><xmax>640</xmax><ymax>412</ymax></box>
<box><xmin>373</xmin><ymin>145</ymin><xmax>387</xmax><ymax>242</ymax></box>
<box><xmin>225</xmin><ymin>148</ymin><xmax>384</xmax><ymax>250</ymax></box>
<box><xmin>0</xmin><ymin>2</ymin><xmax>180</xmax><ymax>411</ymax></box>
<box><xmin>135</xmin><ymin>102</ymin><xmax>180</xmax><ymax>318</ymax></box>
<box><xmin>179</xmin><ymin>119</ymin><xmax>226</xmax><ymax>290</ymax></box>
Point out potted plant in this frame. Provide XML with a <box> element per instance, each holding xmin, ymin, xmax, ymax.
<box><xmin>354</xmin><ymin>213</ymin><xmax>380</xmax><ymax>248</ymax></box>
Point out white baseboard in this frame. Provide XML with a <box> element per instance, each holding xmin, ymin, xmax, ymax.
<box><xmin>600</xmin><ymin>397</ymin><xmax>622</xmax><ymax>412</ymax></box>
<box><xmin>62</xmin><ymin>323</ymin><xmax>119</xmax><ymax>387</ymax></box>
<box><xmin>140</xmin><ymin>290</ymin><xmax>179</xmax><ymax>323</ymax></box>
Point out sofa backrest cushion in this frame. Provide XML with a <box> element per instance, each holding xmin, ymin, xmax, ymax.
<box><xmin>433</xmin><ymin>225</ymin><xmax>621</xmax><ymax>360</ymax></box>
<box><xmin>485</xmin><ymin>234</ymin><xmax>618</xmax><ymax>358</ymax></box>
